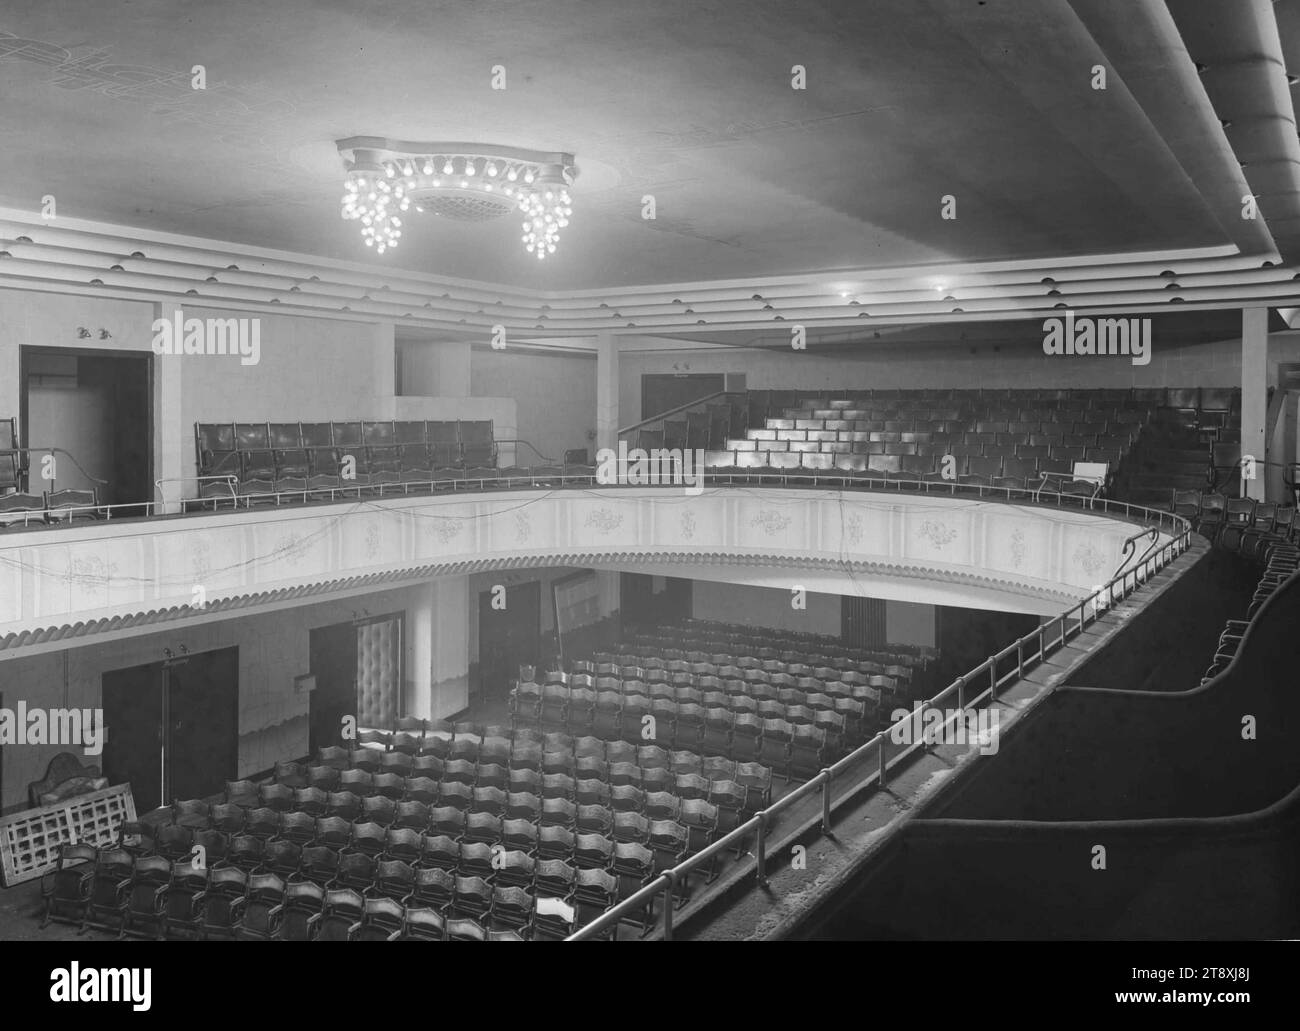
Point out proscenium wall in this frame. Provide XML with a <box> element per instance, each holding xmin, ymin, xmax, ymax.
<box><xmin>470</xmin><ymin>348</ymin><xmax>596</xmax><ymax>462</ymax></box>
<box><xmin>691</xmin><ymin>580</ymin><xmax>841</xmax><ymax>636</ymax></box>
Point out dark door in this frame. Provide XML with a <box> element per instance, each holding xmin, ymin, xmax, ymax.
<box><xmin>167</xmin><ymin>648</ymin><xmax>239</xmax><ymax>801</ymax></box>
<box><xmin>110</xmin><ymin>355</ymin><xmax>152</xmax><ymax>512</ymax></box>
<box><xmin>640</xmin><ymin>373</ymin><xmax>725</xmax><ymax>422</ymax></box>
<box><xmin>102</xmin><ymin>663</ymin><xmax>164</xmax><ymax>811</ymax></box>
<box><xmin>310</xmin><ymin>623</ymin><xmax>359</xmax><ymax>752</ymax></box>
<box><xmin>479</xmin><ymin>581</ymin><xmax>541</xmax><ymax>700</ymax></box>
<box><xmin>842</xmin><ymin>597</ymin><xmax>887</xmax><ymax>650</ymax></box>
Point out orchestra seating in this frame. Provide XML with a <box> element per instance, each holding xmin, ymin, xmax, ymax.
<box><xmin>39</xmin><ymin>723</ymin><xmax>775</xmax><ymax>941</ymax></box>
<box><xmin>509</xmin><ymin>621</ymin><xmax>937</xmax><ymax>776</ymax></box>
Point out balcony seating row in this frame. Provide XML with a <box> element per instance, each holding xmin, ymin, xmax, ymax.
<box><xmin>194</xmin><ymin>419</ymin><xmax>496</xmax><ymax>485</ymax></box>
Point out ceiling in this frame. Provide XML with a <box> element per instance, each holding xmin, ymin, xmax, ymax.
<box><xmin>0</xmin><ymin>0</ymin><xmax>1288</xmax><ymax>293</ymax></box>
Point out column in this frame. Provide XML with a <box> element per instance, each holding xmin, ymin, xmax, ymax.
<box><xmin>595</xmin><ymin>332</ymin><xmax>620</xmax><ymax>454</ymax></box>
<box><xmin>154</xmin><ymin>302</ymin><xmax>185</xmax><ymax>513</ymax></box>
<box><xmin>372</xmin><ymin>321</ymin><xmax>397</xmax><ymax>419</ymax></box>
<box><xmin>428</xmin><ymin>575</ymin><xmax>470</xmax><ymax>720</ymax></box>
<box><xmin>1241</xmin><ymin>307</ymin><xmax>1268</xmax><ymax>501</ymax></box>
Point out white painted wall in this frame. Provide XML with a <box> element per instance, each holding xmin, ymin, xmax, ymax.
<box><xmin>0</xmin><ymin>578</ymin><xmax>473</xmax><ymax>813</ymax></box>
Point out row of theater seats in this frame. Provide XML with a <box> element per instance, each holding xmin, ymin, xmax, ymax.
<box><xmin>634</xmin><ymin>388</ymin><xmax>1187</xmax><ymax>456</ymax></box>
<box><xmin>1171</xmin><ymin>491</ymin><xmax>1298</xmax><ymax>555</ymax></box>
<box><xmin>735</xmin><ymin>387</ymin><xmax>1239</xmax><ymax>429</ymax></box>
<box><xmin>42</xmin><ymin>731</ymin><xmax>776</xmax><ymax>940</ymax></box>
<box><xmin>507</xmin><ymin>633</ymin><xmax>933</xmax><ymax>774</ymax></box>
<box><xmin>40</xmin><ymin>847</ymin><xmax>547</xmax><ymax>940</ymax></box>
<box><xmin>511</xmin><ymin>679</ymin><xmax>857</xmax><ymax>778</ymax></box>
<box><xmin>0</xmin><ymin>488</ymin><xmax>101</xmax><ymax>528</ymax></box>
<box><xmin>193</xmin><ymin>419</ymin><xmax>496</xmax><ymax>491</ymax></box>
<box><xmin>1201</xmin><ymin>532</ymin><xmax>1299</xmax><ymax>684</ymax></box>
<box><xmin>623</xmin><ymin>621</ymin><xmax>936</xmax><ymax>676</ymax></box>
<box><xmin>690</xmin><ymin>392</ymin><xmax>1151</xmax><ymax>488</ymax></box>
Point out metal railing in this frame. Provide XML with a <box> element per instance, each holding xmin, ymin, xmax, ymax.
<box><xmin>617</xmin><ymin>390</ymin><xmax>743</xmax><ymax>439</ymax></box>
<box><xmin>567</xmin><ymin>502</ymin><xmax>1193</xmax><ymax>940</ymax></box>
<box><xmin>1</xmin><ymin>468</ymin><xmax>1191</xmax><ymax>533</ymax></box>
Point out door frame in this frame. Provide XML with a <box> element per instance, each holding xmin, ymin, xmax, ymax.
<box><xmin>18</xmin><ymin>344</ymin><xmax>155</xmax><ymax>500</ymax></box>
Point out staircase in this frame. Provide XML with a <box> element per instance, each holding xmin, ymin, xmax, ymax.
<box><xmin>1112</xmin><ymin>410</ymin><xmax>1209</xmax><ymax>508</ymax></box>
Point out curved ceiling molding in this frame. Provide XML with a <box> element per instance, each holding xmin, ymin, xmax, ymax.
<box><xmin>1</xmin><ymin>207</ymin><xmax>1296</xmax><ymax>336</ymax></box>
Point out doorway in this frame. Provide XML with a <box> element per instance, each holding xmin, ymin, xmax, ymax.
<box><xmin>479</xmin><ymin>580</ymin><xmax>541</xmax><ymax>702</ymax></box>
<box><xmin>101</xmin><ymin>647</ymin><xmax>239</xmax><ymax>811</ymax></box>
<box><xmin>20</xmin><ymin>347</ymin><xmax>152</xmax><ymax>512</ymax></box>
<box><xmin>309</xmin><ymin>613</ymin><xmax>404</xmax><ymax>752</ymax></box>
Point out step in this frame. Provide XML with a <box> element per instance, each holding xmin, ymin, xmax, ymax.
<box><xmin>1132</xmin><ymin>462</ymin><xmax>1207</xmax><ymax>479</ymax></box>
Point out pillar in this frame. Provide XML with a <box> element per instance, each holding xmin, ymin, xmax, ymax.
<box><xmin>1241</xmin><ymin>307</ymin><xmax>1268</xmax><ymax>501</ymax></box>
<box><xmin>595</xmin><ymin>332</ymin><xmax>620</xmax><ymax>454</ymax></box>
<box><xmin>154</xmin><ymin>302</ymin><xmax>185</xmax><ymax>513</ymax></box>
<box><xmin>426</xmin><ymin>574</ymin><xmax>467</xmax><ymax>717</ymax></box>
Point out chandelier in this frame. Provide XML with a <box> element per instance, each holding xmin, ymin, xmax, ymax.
<box><xmin>336</xmin><ymin>138</ymin><xmax>577</xmax><ymax>260</ymax></box>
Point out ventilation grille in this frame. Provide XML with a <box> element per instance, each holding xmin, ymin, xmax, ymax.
<box><xmin>422</xmin><ymin>194</ymin><xmax>514</xmax><ymax>222</ymax></box>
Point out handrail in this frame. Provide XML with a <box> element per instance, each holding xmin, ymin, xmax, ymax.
<box><xmin>1</xmin><ymin>469</ymin><xmax>1191</xmax><ymax>534</ymax></box>
<box><xmin>567</xmin><ymin>500</ymin><xmax>1192</xmax><ymax>940</ymax></box>
<box><xmin>494</xmin><ymin>439</ymin><xmax>556</xmax><ymax>464</ymax></box>
<box><xmin>616</xmin><ymin>390</ymin><xmax>740</xmax><ymax>438</ymax></box>
<box><xmin>1110</xmin><ymin>525</ymin><xmax>1159</xmax><ymax>582</ymax></box>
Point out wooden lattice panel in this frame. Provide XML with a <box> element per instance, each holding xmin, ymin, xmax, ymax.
<box><xmin>0</xmin><ymin>784</ymin><xmax>136</xmax><ymax>886</ymax></box>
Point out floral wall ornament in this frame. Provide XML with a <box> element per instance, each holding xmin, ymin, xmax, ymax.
<box><xmin>1073</xmin><ymin>540</ymin><xmax>1106</xmax><ymax>576</ymax></box>
<box><xmin>515</xmin><ymin>511</ymin><xmax>531</xmax><ymax>543</ymax></box>
<box><xmin>680</xmin><ymin>509</ymin><xmax>697</xmax><ymax>540</ymax></box>
<box><xmin>68</xmin><ymin>554</ymin><xmax>117</xmax><ymax>589</ymax></box>
<box><xmin>190</xmin><ymin>537</ymin><xmax>212</xmax><ymax>581</ymax></box>
<box><xmin>751</xmin><ymin>510</ymin><xmax>791</xmax><ymax>535</ymax></box>
<box><xmin>584</xmin><ymin>508</ymin><xmax>623</xmax><ymax>534</ymax></box>
<box><xmin>917</xmin><ymin>519</ymin><xmax>957</xmax><ymax>549</ymax></box>
<box><xmin>1010</xmin><ymin>527</ymin><xmax>1026</xmax><ymax>568</ymax></box>
<box><xmin>845</xmin><ymin>513</ymin><xmax>863</xmax><ymax>547</ymax></box>
<box><xmin>433</xmin><ymin>517</ymin><xmax>463</xmax><ymax>544</ymax></box>
<box><xmin>364</xmin><ymin>521</ymin><xmax>381</xmax><ymax>559</ymax></box>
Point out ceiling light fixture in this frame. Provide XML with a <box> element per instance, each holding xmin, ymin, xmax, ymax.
<box><xmin>337</xmin><ymin>138</ymin><xmax>577</xmax><ymax>260</ymax></box>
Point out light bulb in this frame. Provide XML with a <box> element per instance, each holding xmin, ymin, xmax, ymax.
<box><xmin>465</xmin><ymin>161</ymin><xmax>476</xmax><ymax>175</ymax></box>
<box><xmin>443</xmin><ymin>160</ymin><xmax>454</xmax><ymax>174</ymax></box>
<box><xmin>486</xmin><ymin>162</ymin><xmax>498</xmax><ymax>177</ymax></box>
<box><xmin>423</xmin><ymin>160</ymin><xmax>433</xmax><ymax>174</ymax></box>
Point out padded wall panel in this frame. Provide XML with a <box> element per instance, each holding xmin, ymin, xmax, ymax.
<box><xmin>356</xmin><ymin>616</ymin><xmax>400</xmax><ymax>728</ymax></box>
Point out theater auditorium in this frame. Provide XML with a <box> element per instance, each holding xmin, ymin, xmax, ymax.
<box><xmin>0</xmin><ymin>0</ymin><xmax>1298</xmax><ymax>944</ymax></box>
